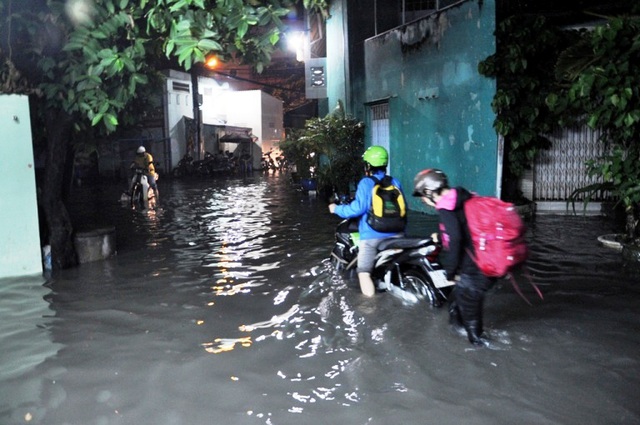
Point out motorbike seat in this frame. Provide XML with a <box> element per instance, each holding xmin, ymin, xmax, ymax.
<box><xmin>377</xmin><ymin>237</ymin><xmax>433</xmax><ymax>251</ymax></box>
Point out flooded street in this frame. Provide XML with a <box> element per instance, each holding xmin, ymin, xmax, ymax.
<box><xmin>1</xmin><ymin>173</ymin><xmax>639</xmax><ymax>425</ymax></box>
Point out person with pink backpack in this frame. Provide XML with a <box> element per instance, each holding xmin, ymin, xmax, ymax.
<box><xmin>412</xmin><ymin>169</ymin><xmax>497</xmax><ymax>346</ymax></box>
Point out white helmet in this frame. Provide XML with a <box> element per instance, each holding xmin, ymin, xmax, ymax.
<box><xmin>412</xmin><ymin>168</ymin><xmax>449</xmax><ymax>197</ymax></box>
<box><xmin>137</xmin><ymin>146</ymin><xmax>146</xmax><ymax>154</ymax></box>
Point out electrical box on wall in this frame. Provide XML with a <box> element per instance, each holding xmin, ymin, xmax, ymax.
<box><xmin>305</xmin><ymin>57</ymin><xmax>327</xmax><ymax>99</ymax></box>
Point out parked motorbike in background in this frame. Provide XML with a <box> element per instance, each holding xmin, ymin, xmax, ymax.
<box><xmin>130</xmin><ymin>168</ymin><xmax>156</xmax><ymax>210</ymax></box>
<box><xmin>193</xmin><ymin>152</ymin><xmax>215</xmax><ymax>176</ymax></box>
<box><xmin>261</xmin><ymin>150</ymin><xmax>279</xmax><ymax>172</ymax></box>
<box><xmin>330</xmin><ymin>218</ymin><xmax>453</xmax><ymax>306</ymax></box>
<box><xmin>172</xmin><ymin>154</ymin><xmax>194</xmax><ymax>177</ymax></box>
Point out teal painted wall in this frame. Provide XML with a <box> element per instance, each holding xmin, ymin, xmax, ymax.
<box><xmin>363</xmin><ymin>1</ymin><xmax>498</xmax><ymax>213</ymax></box>
<box><xmin>0</xmin><ymin>95</ymin><xmax>43</xmax><ymax>278</ymax></box>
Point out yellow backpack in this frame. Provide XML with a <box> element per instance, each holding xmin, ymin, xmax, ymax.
<box><xmin>366</xmin><ymin>175</ymin><xmax>406</xmax><ymax>233</ymax></box>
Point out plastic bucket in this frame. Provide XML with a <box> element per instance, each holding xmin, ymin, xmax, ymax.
<box><xmin>74</xmin><ymin>226</ymin><xmax>116</xmax><ymax>264</ymax></box>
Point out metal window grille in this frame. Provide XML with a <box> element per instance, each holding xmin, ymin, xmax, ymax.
<box><xmin>370</xmin><ymin>103</ymin><xmax>390</xmax><ymax>147</ymax></box>
<box><xmin>533</xmin><ymin>126</ymin><xmax>610</xmax><ymax>201</ymax></box>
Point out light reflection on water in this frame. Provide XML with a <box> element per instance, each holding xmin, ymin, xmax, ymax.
<box><xmin>1</xmin><ymin>174</ymin><xmax>639</xmax><ymax>424</ymax></box>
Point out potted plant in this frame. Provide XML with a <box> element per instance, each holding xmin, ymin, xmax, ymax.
<box><xmin>304</xmin><ymin>103</ymin><xmax>364</xmax><ymax>198</ymax></box>
<box><xmin>568</xmin><ymin>147</ymin><xmax>640</xmax><ymax>254</ymax></box>
<box><xmin>280</xmin><ymin>102</ymin><xmax>365</xmax><ymax>198</ymax></box>
<box><xmin>279</xmin><ymin>128</ymin><xmax>316</xmax><ymax>184</ymax></box>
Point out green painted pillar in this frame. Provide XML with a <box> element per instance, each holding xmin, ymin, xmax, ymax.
<box><xmin>0</xmin><ymin>95</ymin><xmax>43</xmax><ymax>278</ymax></box>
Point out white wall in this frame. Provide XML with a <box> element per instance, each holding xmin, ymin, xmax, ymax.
<box><xmin>200</xmin><ymin>77</ymin><xmax>229</xmax><ymax>125</ymax></box>
<box><xmin>163</xmin><ymin>71</ymin><xmax>284</xmax><ymax>169</ymax></box>
<box><xmin>0</xmin><ymin>95</ymin><xmax>44</xmax><ymax>278</ymax></box>
<box><xmin>220</xmin><ymin>90</ymin><xmax>283</xmax><ymax>152</ymax></box>
<box><xmin>163</xmin><ymin>70</ymin><xmax>193</xmax><ymax>169</ymax></box>
<box><xmin>221</xmin><ymin>90</ymin><xmax>263</xmax><ymax>139</ymax></box>
<box><xmin>261</xmin><ymin>93</ymin><xmax>285</xmax><ymax>152</ymax></box>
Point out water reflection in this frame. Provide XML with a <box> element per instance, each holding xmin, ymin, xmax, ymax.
<box><xmin>0</xmin><ymin>276</ymin><xmax>60</xmax><ymax>382</ymax></box>
<box><xmin>1</xmin><ymin>174</ymin><xmax>638</xmax><ymax>424</ymax></box>
<box><xmin>0</xmin><ymin>275</ymin><xmax>63</xmax><ymax>424</ymax></box>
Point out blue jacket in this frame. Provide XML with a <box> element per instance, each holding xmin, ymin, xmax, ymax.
<box><xmin>334</xmin><ymin>170</ymin><xmax>405</xmax><ymax>240</ymax></box>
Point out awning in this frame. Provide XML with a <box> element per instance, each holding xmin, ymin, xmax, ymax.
<box><xmin>219</xmin><ymin>133</ymin><xmax>253</xmax><ymax>143</ymax></box>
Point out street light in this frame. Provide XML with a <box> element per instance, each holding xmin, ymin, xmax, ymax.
<box><xmin>286</xmin><ymin>31</ymin><xmax>307</xmax><ymax>62</ymax></box>
<box><xmin>205</xmin><ymin>55</ymin><xmax>219</xmax><ymax>69</ymax></box>
<box><xmin>191</xmin><ymin>54</ymin><xmax>219</xmax><ymax>161</ymax></box>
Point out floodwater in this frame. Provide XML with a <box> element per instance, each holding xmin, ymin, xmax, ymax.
<box><xmin>1</xmin><ymin>173</ymin><xmax>639</xmax><ymax>425</ymax></box>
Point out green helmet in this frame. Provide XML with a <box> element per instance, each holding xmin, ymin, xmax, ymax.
<box><xmin>362</xmin><ymin>146</ymin><xmax>388</xmax><ymax>167</ymax></box>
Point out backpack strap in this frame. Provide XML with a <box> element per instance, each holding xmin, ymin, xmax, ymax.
<box><xmin>506</xmin><ymin>266</ymin><xmax>544</xmax><ymax>306</ymax></box>
<box><xmin>380</xmin><ymin>175</ymin><xmax>393</xmax><ymax>187</ymax></box>
<box><xmin>368</xmin><ymin>175</ymin><xmax>393</xmax><ymax>187</ymax></box>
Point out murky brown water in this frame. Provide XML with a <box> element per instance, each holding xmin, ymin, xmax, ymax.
<box><xmin>1</xmin><ymin>173</ymin><xmax>639</xmax><ymax>425</ymax></box>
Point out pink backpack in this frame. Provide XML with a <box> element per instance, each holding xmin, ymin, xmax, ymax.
<box><xmin>463</xmin><ymin>196</ymin><xmax>528</xmax><ymax>277</ymax></box>
<box><xmin>463</xmin><ymin>196</ymin><xmax>542</xmax><ymax>304</ymax></box>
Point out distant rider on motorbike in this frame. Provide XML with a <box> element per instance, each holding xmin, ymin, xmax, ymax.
<box><xmin>328</xmin><ymin>146</ymin><xmax>406</xmax><ymax>297</ymax></box>
<box><xmin>130</xmin><ymin>146</ymin><xmax>159</xmax><ymax>201</ymax></box>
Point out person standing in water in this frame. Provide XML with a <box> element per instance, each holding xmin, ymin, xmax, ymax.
<box><xmin>328</xmin><ymin>146</ymin><xmax>406</xmax><ymax>297</ymax></box>
<box><xmin>412</xmin><ymin>168</ymin><xmax>494</xmax><ymax>346</ymax></box>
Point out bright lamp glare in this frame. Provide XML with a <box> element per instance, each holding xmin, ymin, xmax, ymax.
<box><xmin>205</xmin><ymin>56</ymin><xmax>219</xmax><ymax>69</ymax></box>
<box><xmin>287</xmin><ymin>32</ymin><xmax>306</xmax><ymax>61</ymax></box>
<box><xmin>287</xmin><ymin>32</ymin><xmax>303</xmax><ymax>53</ymax></box>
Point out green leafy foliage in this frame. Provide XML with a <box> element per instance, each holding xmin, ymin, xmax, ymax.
<box><xmin>554</xmin><ymin>15</ymin><xmax>640</xmax><ymax>240</ymax></box>
<box><xmin>1</xmin><ymin>0</ymin><xmax>329</xmax><ymax>134</ymax></box>
<box><xmin>280</xmin><ymin>103</ymin><xmax>365</xmax><ymax>196</ymax></box>
<box><xmin>478</xmin><ymin>15</ymin><xmax>578</xmax><ymax>178</ymax></box>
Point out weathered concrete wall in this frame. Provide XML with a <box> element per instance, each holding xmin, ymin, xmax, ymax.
<box><xmin>0</xmin><ymin>95</ymin><xmax>44</xmax><ymax>278</ymax></box>
<box><xmin>364</xmin><ymin>0</ymin><xmax>498</xmax><ymax>212</ymax></box>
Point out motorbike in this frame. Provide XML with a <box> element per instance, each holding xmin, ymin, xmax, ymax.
<box><xmin>193</xmin><ymin>152</ymin><xmax>215</xmax><ymax>176</ymax></box>
<box><xmin>261</xmin><ymin>151</ymin><xmax>279</xmax><ymax>172</ymax></box>
<box><xmin>276</xmin><ymin>155</ymin><xmax>288</xmax><ymax>171</ymax></box>
<box><xmin>130</xmin><ymin>168</ymin><xmax>156</xmax><ymax>210</ymax></box>
<box><xmin>172</xmin><ymin>154</ymin><xmax>194</xmax><ymax>177</ymax></box>
<box><xmin>330</xmin><ymin>218</ymin><xmax>453</xmax><ymax>306</ymax></box>
<box><xmin>208</xmin><ymin>153</ymin><xmax>235</xmax><ymax>174</ymax></box>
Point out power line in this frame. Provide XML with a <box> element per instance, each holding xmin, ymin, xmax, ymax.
<box><xmin>208</xmin><ymin>70</ymin><xmax>305</xmax><ymax>93</ymax></box>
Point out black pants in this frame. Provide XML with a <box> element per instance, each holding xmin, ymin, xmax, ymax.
<box><xmin>449</xmin><ymin>272</ymin><xmax>494</xmax><ymax>344</ymax></box>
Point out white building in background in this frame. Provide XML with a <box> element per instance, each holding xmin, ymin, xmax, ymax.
<box><xmin>163</xmin><ymin>69</ymin><xmax>194</xmax><ymax>169</ymax></box>
<box><xmin>163</xmin><ymin>70</ymin><xmax>284</xmax><ymax>171</ymax></box>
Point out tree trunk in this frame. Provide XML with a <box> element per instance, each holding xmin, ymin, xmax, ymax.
<box><xmin>42</xmin><ymin>108</ymin><xmax>77</xmax><ymax>270</ymax></box>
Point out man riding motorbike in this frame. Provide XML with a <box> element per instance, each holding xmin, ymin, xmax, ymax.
<box><xmin>130</xmin><ymin>146</ymin><xmax>159</xmax><ymax>202</ymax></box>
<box><xmin>328</xmin><ymin>146</ymin><xmax>406</xmax><ymax>297</ymax></box>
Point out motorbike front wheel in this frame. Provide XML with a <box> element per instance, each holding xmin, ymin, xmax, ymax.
<box><xmin>401</xmin><ymin>269</ymin><xmax>442</xmax><ymax>307</ymax></box>
<box><xmin>131</xmin><ymin>183</ymin><xmax>144</xmax><ymax>210</ymax></box>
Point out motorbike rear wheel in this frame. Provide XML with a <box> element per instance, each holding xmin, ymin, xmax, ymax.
<box><xmin>401</xmin><ymin>269</ymin><xmax>441</xmax><ymax>307</ymax></box>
